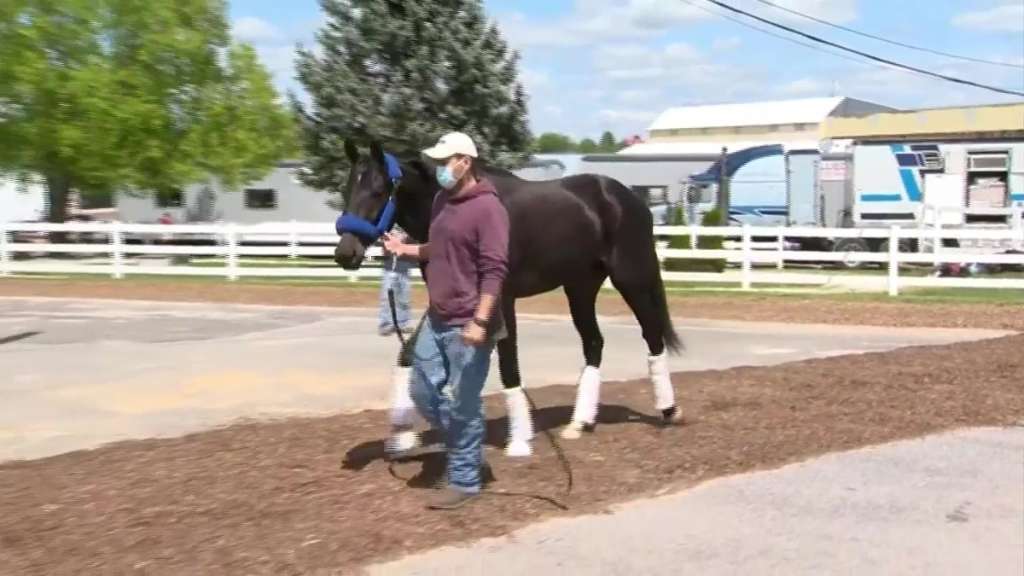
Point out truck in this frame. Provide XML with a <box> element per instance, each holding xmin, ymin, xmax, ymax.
<box><xmin>683</xmin><ymin>140</ymin><xmax>1024</xmax><ymax>258</ymax></box>
<box><xmin>683</xmin><ymin>144</ymin><xmax>851</xmax><ymax>250</ymax></box>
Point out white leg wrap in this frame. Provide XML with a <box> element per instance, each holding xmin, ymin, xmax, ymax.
<box><xmin>648</xmin><ymin>353</ymin><xmax>675</xmax><ymax>411</ymax></box>
<box><xmin>503</xmin><ymin>387</ymin><xmax>534</xmax><ymax>457</ymax></box>
<box><xmin>389</xmin><ymin>366</ymin><xmax>416</xmax><ymax>429</ymax></box>
<box><xmin>387</xmin><ymin>367</ymin><xmax>420</xmax><ymax>453</ymax></box>
<box><xmin>562</xmin><ymin>366</ymin><xmax>601</xmax><ymax>439</ymax></box>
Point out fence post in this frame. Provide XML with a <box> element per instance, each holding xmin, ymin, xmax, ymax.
<box><xmin>741</xmin><ymin>224</ymin><xmax>752</xmax><ymax>291</ymax></box>
<box><xmin>776</xmin><ymin>227</ymin><xmax>785</xmax><ymax>270</ymax></box>
<box><xmin>111</xmin><ymin>221</ymin><xmax>124</xmax><ymax>280</ymax></box>
<box><xmin>0</xmin><ymin>222</ymin><xmax>9</xmax><ymax>277</ymax></box>
<box><xmin>689</xmin><ymin>222</ymin><xmax>698</xmax><ymax>250</ymax></box>
<box><xmin>226</xmin><ymin>223</ymin><xmax>239</xmax><ymax>281</ymax></box>
<box><xmin>888</xmin><ymin>225</ymin><xmax>900</xmax><ymax>297</ymax></box>
<box><xmin>288</xmin><ymin>219</ymin><xmax>299</xmax><ymax>260</ymax></box>
<box><xmin>1013</xmin><ymin>205</ymin><xmax>1024</xmax><ymax>251</ymax></box>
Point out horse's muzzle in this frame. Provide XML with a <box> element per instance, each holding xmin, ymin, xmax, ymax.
<box><xmin>334</xmin><ymin>234</ymin><xmax>366</xmax><ymax>270</ymax></box>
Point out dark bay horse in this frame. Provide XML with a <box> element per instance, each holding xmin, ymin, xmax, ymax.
<box><xmin>334</xmin><ymin>141</ymin><xmax>683</xmax><ymax>457</ymax></box>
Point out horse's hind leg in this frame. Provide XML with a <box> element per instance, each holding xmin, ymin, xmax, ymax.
<box><xmin>496</xmin><ymin>299</ymin><xmax>535</xmax><ymax>457</ymax></box>
<box><xmin>561</xmin><ymin>270</ymin><xmax>608</xmax><ymax>440</ymax></box>
<box><xmin>608</xmin><ymin>259</ymin><xmax>683</xmax><ymax>426</ymax></box>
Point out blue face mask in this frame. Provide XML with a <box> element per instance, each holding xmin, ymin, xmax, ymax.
<box><xmin>436</xmin><ymin>165</ymin><xmax>457</xmax><ymax>190</ymax></box>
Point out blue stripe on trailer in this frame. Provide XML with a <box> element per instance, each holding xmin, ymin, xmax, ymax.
<box><xmin>898</xmin><ymin>169</ymin><xmax>923</xmax><ymax>202</ymax></box>
<box><xmin>860</xmin><ymin>194</ymin><xmax>904</xmax><ymax>202</ymax></box>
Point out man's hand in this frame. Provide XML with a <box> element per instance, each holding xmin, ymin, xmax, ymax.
<box><xmin>382</xmin><ymin>231</ymin><xmax>407</xmax><ymax>256</ymax></box>
<box><xmin>462</xmin><ymin>322</ymin><xmax>486</xmax><ymax>346</ymax></box>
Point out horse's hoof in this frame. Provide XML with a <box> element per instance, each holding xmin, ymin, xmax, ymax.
<box><xmin>385</xmin><ymin>429</ymin><xmax>420</xmax><ymax>455</ymax></box>
<box><xmin>661</xmin><ymin>406</ymin><xmax>684</xmax><ymax>426</ymax></box>
<box><xmin>560</xmin><ymin>421</ymin><xmax>594</xmax><ymax>440</ymax></box>
<box><xmin>505</xmin><ymin>440</ymin><xmax>533</xmax><ymax>458</ymax></box>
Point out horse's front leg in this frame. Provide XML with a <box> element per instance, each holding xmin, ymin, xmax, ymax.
<box><xmin>497</xmin><ymin>298</ymin><xmax>534</xmax><ymax>457</ymax></box>
<box><xmin>386</xmin><ymin>313</ymin><xmax>427</xmax><ymax>455</ymax></box>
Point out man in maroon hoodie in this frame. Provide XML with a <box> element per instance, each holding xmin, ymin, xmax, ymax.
<box><xmin>382</xmin><ymin>132</ymin><xmax>509</xmax><ymax>510</ymax></box>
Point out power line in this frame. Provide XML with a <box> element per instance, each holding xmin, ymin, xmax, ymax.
<box><xmin>679</xmin><ymin>0</ymin><xmax>878</xmax><ymax>70</ymax></box>
<box><xmin>700</xmin><ymin>0</ymin><xmax>1024</xmax><ymax>98</ymax></box>
<box><xmin>751</xmin><ymin>0</ymin><xmax>1024</xmax><ymax>70</ymax></box>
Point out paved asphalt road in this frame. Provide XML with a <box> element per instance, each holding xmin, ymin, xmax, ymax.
<box><xmin>0</xmin><ymin>296</ymin><xmax>1011</xmax><ymax>463</ymax></box>
<box><xmin>369</xmin><ymin>427</ymin><xmax>1024</xmax><ymax>576</ymax></box>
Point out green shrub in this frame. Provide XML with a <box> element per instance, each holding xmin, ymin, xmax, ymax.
<box><xmin>663</xmin><ymin>206</ymin><xmax>727</xmax><ymax>273</ymax></box>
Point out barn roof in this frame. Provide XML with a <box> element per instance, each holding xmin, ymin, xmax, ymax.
<box><xmin>648</xmin><ymin>97</ymin><xmax>846</xmax><ymax>131</ymax></box>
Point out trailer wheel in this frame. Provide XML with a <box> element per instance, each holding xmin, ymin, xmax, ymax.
<box><xmin>832</xmin><ymin>238</ymin><xmax>871</xmax><ymax>269</ymax></box>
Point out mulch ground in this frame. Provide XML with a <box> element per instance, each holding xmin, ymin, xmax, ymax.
<box><xmin>2</xmin><ymin>277</ymin><xmax>1024</xmax><ymax>331</ymax></box>
<box><xmin>2</xmin><ymin>333</ymin><xmax>1023</xmax><ymax>575</ymax></box>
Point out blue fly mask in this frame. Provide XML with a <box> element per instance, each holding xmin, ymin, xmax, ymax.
<box><xmin>335</xmin><ymin>152</ymin><xmax>402</xmax><ymax>242</ymax></box>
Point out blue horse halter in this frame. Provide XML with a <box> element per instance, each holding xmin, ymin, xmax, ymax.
<box><xmin>335</xmin><ymin>152</ymin><xmax>402</xmax><ymax>242</ymax></box>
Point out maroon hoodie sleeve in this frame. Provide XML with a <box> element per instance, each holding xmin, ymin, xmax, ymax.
<box><xmin>476</xmin><ymin>195</ymin><xmax>510</xmax><ymax>298</ymax></box>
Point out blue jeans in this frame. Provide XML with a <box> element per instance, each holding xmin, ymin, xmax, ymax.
<box><xmin>379</xmin><ymin>257</ymin><xmax>412</xmax><ymax>331</ymax></box>
<box><xmin>409</xmin><ymin>315</ymin><xmax>495</xmax><ymax>493</ymax></box>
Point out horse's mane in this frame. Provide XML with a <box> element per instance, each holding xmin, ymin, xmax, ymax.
<box><xmin>398</xmin><ymin>154</ymin><xmax>523</xmax><ymax>183</ymax></box>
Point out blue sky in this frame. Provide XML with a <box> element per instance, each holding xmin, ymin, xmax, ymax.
<box><xmin>229</xmin><ymin>0</ymin><xmax>1024</xmax><ymax>139</ymax></box>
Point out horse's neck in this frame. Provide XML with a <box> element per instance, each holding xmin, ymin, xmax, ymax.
<box><xmin>395</xmin><ymin>164</ymin><xmax>436</xmax><ymax>242</ymax></box>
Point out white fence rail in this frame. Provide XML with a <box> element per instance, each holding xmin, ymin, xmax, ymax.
<box><xmin>2</xmin><ymin>221</ymin><xmax>1024</xmax><ymax>296</ymax></box>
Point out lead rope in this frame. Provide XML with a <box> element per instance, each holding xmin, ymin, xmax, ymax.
<box><xmin>386</xmin><ymin>254</ymin><xmax>407</xmax><ymax>348</ymax></box>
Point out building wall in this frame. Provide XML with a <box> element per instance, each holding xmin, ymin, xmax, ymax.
<box><xmin>0</xmin><ymin>174</ymin><xmax>46</xmax><ymax>223</ymax></box>
<box><xmin>116</xmin><ymin>163</ymin><xmax>338</xmax><ymax>224</ymax></box>
<box><xmin>649</xmin><ymin>124</ymin><xmax>820</xmax><ymax>143</ymax></box>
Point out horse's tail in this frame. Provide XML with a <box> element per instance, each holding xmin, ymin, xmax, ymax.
<box><xmin>596</xmin><ymin>174</ymin><xmax>684</xmax><ymax>356</ymax></box>
<box><xmin>652</xmin><ymin>267</ymin><xmax>684</xmax><ymax>354</ymax></box>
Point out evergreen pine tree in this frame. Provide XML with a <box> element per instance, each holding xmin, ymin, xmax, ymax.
<box><xmin>294</xmin><ymin>0</ymin><xmax>532</xmax><ymax>194</ymax></box>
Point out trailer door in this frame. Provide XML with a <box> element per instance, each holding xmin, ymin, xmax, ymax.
<box><xmin>786</xmin><ymin>152</ymin><xmax>819</xmax><ymax>226</ymax></box>
<box><xmin>923</xmin><ymin>172</ymin><xmax>965</xmax><ymax>226</ymax></box>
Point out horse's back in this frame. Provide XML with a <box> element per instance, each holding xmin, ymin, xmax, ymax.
<box><xmin>486</xmin><ymin>173</ymin><xmax>614</xmax><ymax>295</ymax></box>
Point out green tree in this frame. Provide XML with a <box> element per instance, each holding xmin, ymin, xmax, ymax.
<box><xmin>534</xmin><ymin>132</ymin><xmax>576</xmax><ymax>153</ymax></box>
<box><xmin>577</xmin><ymin>138</ymin><xmax>599</xmax><ymax>153</ymax></box>
<box><xmin>295</xmin><ymin>0</ymin><xmax>532</xmax><ymax>196</ymax></box>
<box><xmin>599</xmin><ymin>131</ymin><xmax>617</xmax><ymax>152</ymax></box>
<box><xmin>0</xmin><ymin>0</ymin><xmax>296</xmax><ymax>223</ymax></box>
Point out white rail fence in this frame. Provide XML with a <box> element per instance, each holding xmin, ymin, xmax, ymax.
<box><xmin>2</xmin><ymin>221</ymin><xmax>1024</xmax><ymax>296</ymax></box>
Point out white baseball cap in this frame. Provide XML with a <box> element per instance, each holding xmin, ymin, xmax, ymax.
<box><xmin>422</xmin><ymin>131</ymin><xmax>478</xmax><ymax>160</ymax></box>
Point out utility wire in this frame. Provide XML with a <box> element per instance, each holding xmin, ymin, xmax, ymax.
<box><xmin>680</xmin><ymin>0</ymin><xmax>879</xmax><ymax>70</ymax></box>
<box><xmin>750</xmin><ymin>0</ymin><xmax>1024</xmax><ymax>70</ymax></box>
<box><xmin>699</xmin><ymin>0</ymin><xmax>1024</xmax><ymax>97</ymax></box>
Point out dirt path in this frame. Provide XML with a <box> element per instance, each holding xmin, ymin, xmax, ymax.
<box><xmin>2</xmin><ymin>277</ymin><xmax>1023</xmax><ymax>331</ymax></box>
<box><xmin>2</xmin><ymin>333</ymin><xmax>1022</xmax><ymax>575</ymax></box>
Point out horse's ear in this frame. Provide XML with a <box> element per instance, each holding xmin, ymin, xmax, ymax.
<box><xmin>344</xmin><ymin>140</ymin><xmax>359</xmax><ymax>165</ymax></box>
<box><xmin>369</xmin><ymin>140</ymin><xmax>387</xmax><ymax>171</ymax></box>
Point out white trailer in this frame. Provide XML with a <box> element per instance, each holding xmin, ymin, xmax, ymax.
<box><xmin>849</xmin><ymin>141</ymin><xmax>1024</xmax><ymax>252</ymax></box>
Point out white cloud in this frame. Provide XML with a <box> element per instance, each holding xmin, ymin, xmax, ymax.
<box><xmin>824</xmin><ymin>61</ymin><xmax>1023</xmax><ymax>109</ymax></box>
<box><xmin>712</xmin><ymin>36</ymin><xmax>742</xmax><ymax>52</ymax></box>
<box><xmin>598</xmin><ymin>108</ymin><xmax>660</xmax><ymax>126</ymax></box>
<box><xmin>233</xmin><ymin>16</ymin><xmax>283</xmax><ymax>44</ymax></box>
<box><xmin>767</xmin><ymin>0</ymin><xmax>859</xmax><ymax>25</ymax></box>
<box><xmin>952</xmin><ymin>4</ymin><xmax>1024</xmax><ymax>32</ymax></box>
<box><xmin>520</xmin><ymin>68</ymin><xmax>551</xmax><ymax>91</ymax></box>
<box><xmin>778</xmin><ymin>78</ymin><xmax>829</xmax><ymax>96</ymax></box>
<box><xmin>498</xmin><ymin>0</ymin><xmax>708</xmax><ymax>48</ymax></box>
<box><xmin>595</xmin><ymin>42</ymin><xmax>703</xmax><ymax>82</ymax></box>
<box><xmin>616</xmin><ymin>89</ymin><xmax>660</xmax><ymax>104</ymax></box>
